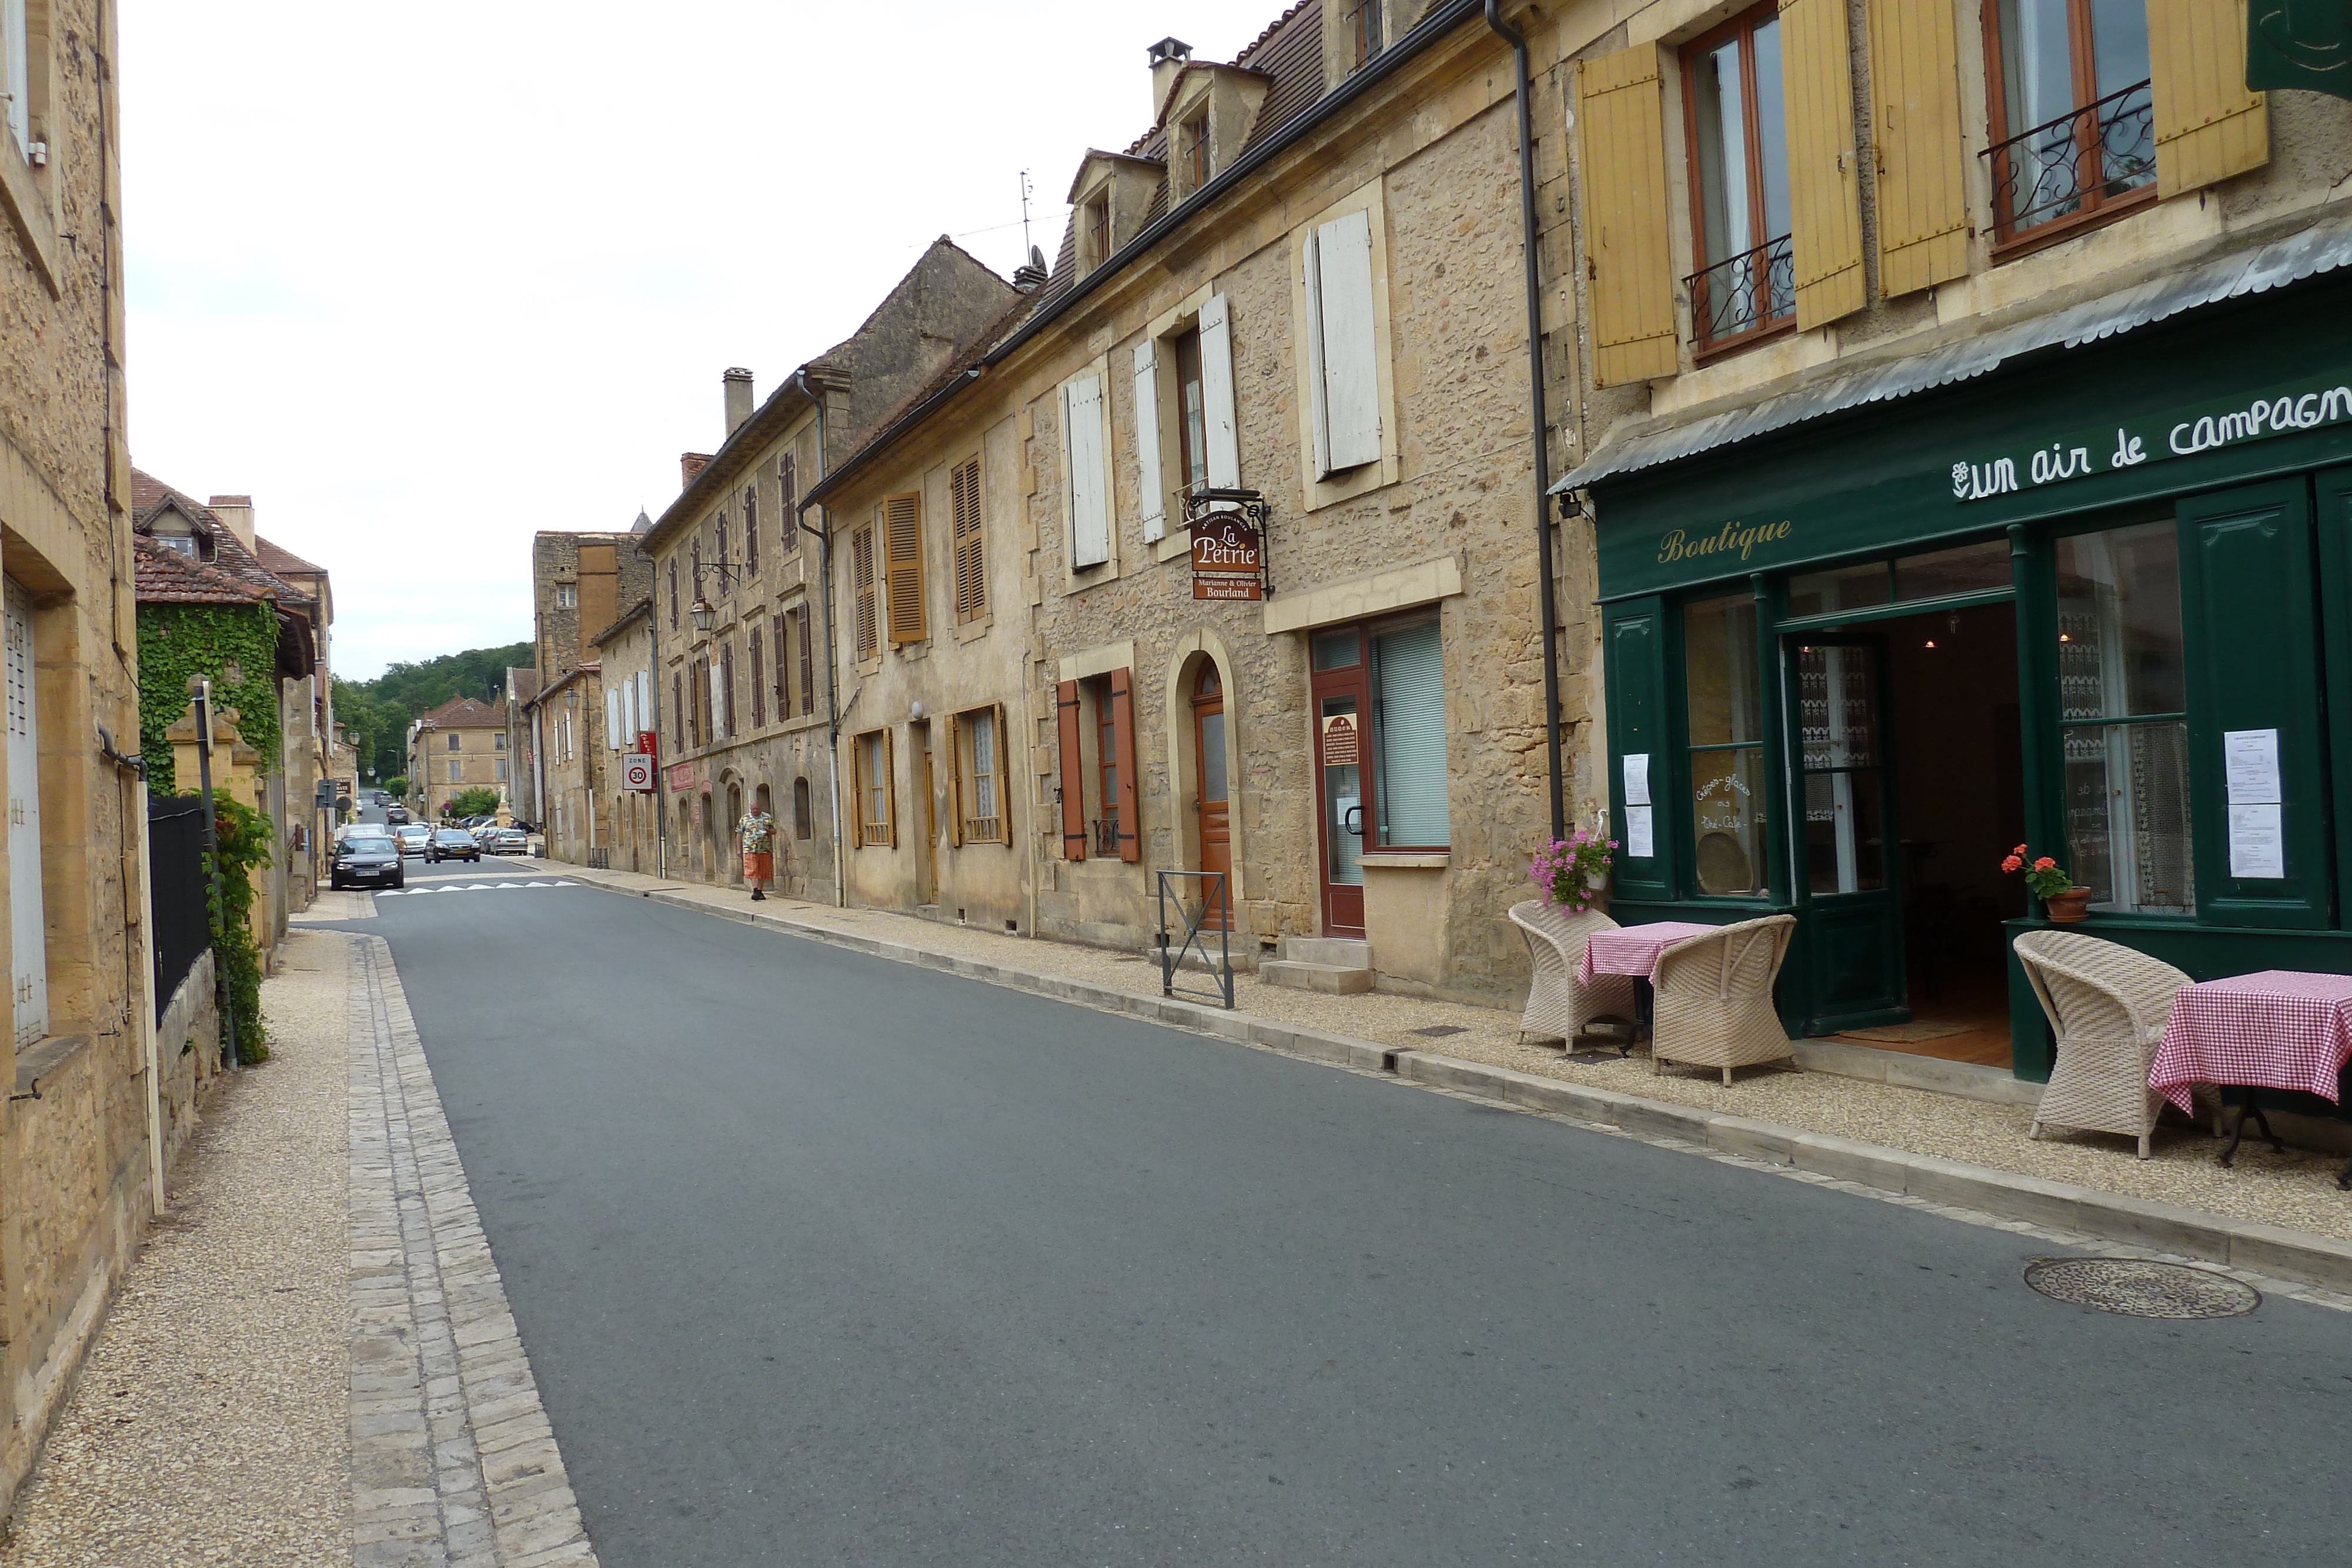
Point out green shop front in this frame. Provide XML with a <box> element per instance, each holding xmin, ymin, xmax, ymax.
<box><xmin>1579</xmin><ymin>255</ymin><xmax>2352</xmax><ymax>1085</ymax></box>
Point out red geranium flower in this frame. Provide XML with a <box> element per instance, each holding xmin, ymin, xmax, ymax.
<box><xmin>2001</xmin><ymin>855</ymin><xmax>2022</xmax><ymax>873</ymax></box>
<box><xmin>2033</xmin><ymin>856</ymin><xmax>2055</xmax><ymax>871</ymax></box>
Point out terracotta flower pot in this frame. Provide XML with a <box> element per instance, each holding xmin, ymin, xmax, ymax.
<box><xmin>2043</xmin><ymin>887</ymin><xmax>2094</xmax><ymax>924</ymax></box>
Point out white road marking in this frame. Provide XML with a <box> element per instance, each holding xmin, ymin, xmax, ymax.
<box><xmin>378</xmin><ymin>880</ymin><xmax>577</xmax><ymax>897</ymax></box>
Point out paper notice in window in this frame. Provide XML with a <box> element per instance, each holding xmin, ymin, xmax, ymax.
<box><xmin>1622</xmin><ymin>753</ymin><xmax>1651</xmax><ymax>807</ymax></box>
<box><xmin>1625</xmin><ymin>805</ymin><xmax>1655</xmax><ymax>859</ymax></box>
<box><xmin>2227</xmin><ymin>803</ymin><xmax>2286</xmax><ymax>880</ymax></box>
<box><xmin>2224</xmin><ymin>729</ymin><xmax>2281</xmax><ymax>805</ymax></box>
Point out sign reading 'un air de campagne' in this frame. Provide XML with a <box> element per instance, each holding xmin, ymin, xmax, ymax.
<box><xmin>1952</xmin><ymin>373</ymin><xmax>2352</xmax><ymax>503</ymax></box>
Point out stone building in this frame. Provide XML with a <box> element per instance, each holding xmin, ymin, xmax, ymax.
<box><xmin>589</xmin><ymin>598</ymin><xmax>660</xmax><ymax>873</ymax></box>
<box><xmin>627</xmin><ymin>238</ymin><xmax>1018</xmax><ymax>895</ymax></box>
<box><xmin>0</xmin><ymin>0</ymin><xmax>187</xmax><ymax>1521</ymax></box>
<box><xmin>530</xmin><ymin>662</ymin><xmax>605</xmax><ymax>863</ymax></box>
<box><xmin>502</xmin><ymin>665</ymin><xmax>539</xmax><ymax>820</ymax></box>
<box><xmin>1545</xmin><ymin>0</ymin><xmax>2352</xmax><ymax>1085</ymax></box>
<box><xmin>407</xmin><ymin>695</ymin><xmax>510</xmax><ymax>817</ymax></box>
<box><xmin>519</xmin><ymin>517</ymin><xmax>649</xmax><ymax>833</ymax></box>
<box><xmin>800</xmin><ymin>5</ymin><xmax>1584</xmax><ymax>1002</ymax></box>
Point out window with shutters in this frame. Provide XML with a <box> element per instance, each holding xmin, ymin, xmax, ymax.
<box><xmin>883</xmin><ymin>493</ymin><xmax>927</xmax><ymax>645</ymax></box>
<box><xmin>951</xmin><ymin>456</ymin><xmax>986</xmax><ymax>624</ymax></box>
<box><xmin>793</xmin><ymin>776</ymin><xmax>813</xmax><ymax>840</ymax></box>
<box><xmin>749</xmin><ymin>627</ymin><xmax>766</xmax><ymax>728</ymax></box>
<box><xmin>715</xmin><ymin>516</ymin><xmax>730</xmax><ymax>596</ymax></box>
<box><xmin>1181</xmin><ymin>115</ymin><xmax>1210</xmax><ymax>194</ymax></box>
<box><xmin>797</xmin><ymin>604</ymin><xmax>815</xmax><ymax>715</ymax></box>
<box><xmin>447</xmin><ymin>732</ymin><xmax>461</xmax><ymax>752</ymax></box>
<box><xmin>1345</xmin><ymin>1</ymin><xmax>1382</xmax><ymax>68</ymax></box>
<box><xmin>769</xmin><ymin>613</ymin><xmax>788</xmax><ymax>717</ymax></box>
<box><xmin>447</xmin><ymin>758</ymin><xmax>461</xmax><ymax>783</ymax></box>
<box><xmin>957</xmin><ymin>707</ymin><xmax>1008</xmax><ymax>843</ymax></box>
<box><xmin>1682</xmin><ymin>6</ymin><xmax>1795</xmax><ymax>354</ymax></box>
<box><xmin>851</xmin><ymin>521</ymin><xmax>879</xmax><ymax>661</ymax></box>
<box><xmin>719</xmin><ymin>643</ymin><xmax>736</xmax><ymax>738</ymax></box>
<box><xmin>1088</xmin><ymin>676</ymin><xmax>1121</xmax><ymax>858</ymax></box>
<box><xmin>1302</xmin><ymin>207</ymin><xmax>1382</xmax><ymax>479</ymax></box>
<box><xmin>744</xmin><ymin>486</ymin><xmax>760</xmax><ymax>572</ymax></box>
<box><xmin>1369</xmin><ymin>616</ymin><xmax>1450</xmax><ymax>849</ymax></box>
<box><xmin>669</xmin><ymin>561</ymin><xmax>679</xmax><ymax>629</ymax></box>
<box><xmin>1082</xmin><ymin>193</ymin><xmax>1112</xmax><ymax>275</ymax></box>
<box><xmin>1983</xmin><ymin>0</ymin><xmax>2154</xmax><ymax>248</ymax></box>
<box><xmin>854</xmin><ymin>728</ymin><xmax>894</xmax><ymax>847</ymax></box>
<box><xmin>1173</xmin><ymin>330</ymin><xmax>1208</xmax><ymax>500</ymax></box>
<box><xmin>494</xmin><ymin>733</ymin><xmax>506</xmax><ymax>750</ymax></box>
<box><xmin>2</xmin><ymin>3</ymin><xmax>34</xmax><ymax>160</ymax></box>
<box><xmin>673</xmin><ymin>672</ymin><xmax>684</xmax><ymax>751</ymax></box>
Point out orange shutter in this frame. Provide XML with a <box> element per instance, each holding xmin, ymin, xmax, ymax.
<box><xmin>1056</xmin><ymin>679</ymin><xmax>1087</xmax><ymax>860</ymax></box>
<box><xmin>1779</xmin><ymin>0</ymin><xmax>1866</xmax><ymax>329</ymax></box>
<box><xmin>1110</xmin><ymin>667</ymin><xmax>1140</xmax><ymax>863</ymax></box>
<box><xmin>2149</xmin><ymin>0</ymin><xmax>2267</xmax><ymax>198</ymax></box>
<box><xmin>1865</xmin><ymin>0</ymin><xmax>1968</xmax><ymax>299</ymax></box>
<box><xmin>1578</xmin><ymin>46</ymin><xmax>1678</xmax><ymax>387</ymax></box>
<box><xmin>884</xmin><ymin>493</ymin><xmax>927</xmax><ymax>645</ymax></box>
<box><xmin>951</xmin><ymin>457</ymin><xmax>985</xmax><ymax>623</ymax></box>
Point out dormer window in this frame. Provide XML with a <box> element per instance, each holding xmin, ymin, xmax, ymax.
<box><xmin>155</xmin><ymin>534</ymin><xmax>196</xmax><ymax>559</ymax></box>
<box><xmin>1085</xmin><ymin>195</ymin><xmax>1111</xmax><ymax>270</ymax></box>
<box><xmin>1161</xmin><ymin>65</ymin><xmax>1268</xmax><ymax>201</ymax></box>
<box><xmin>1346</xmin><ymin>1</ymin><xmax>1383</xmax><ymax>68</ymax></box>
<box><xmin>1181</xmin><ymin>115</ymin><xmax>1209</xmax><ymax>192</ymax></box>
<box><xmin>1069</xmin><ymin>149</ymin><xmax>1167</xmax><ymax>277</ymax></box>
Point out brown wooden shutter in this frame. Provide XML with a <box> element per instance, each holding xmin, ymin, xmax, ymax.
<box><xmin>798</xmin><ymin>607</ymin><xmax>816</xmax><ymax>714</ymax></box>
<box><xmin>770</xmin><ymin>613</ymin><xmax>787</xmax><ymax>716</ymax></box>
<box><xmin>945</xmin><ymin>711</ymin><xmax>964</xmax><ymax>848</ymax></box>
<box><xmin>848</xmin><ymin>732</ymin><xmax>866</xmax><ymax>847</ymax></box>
<box><xmin>2150</xmin><ymin>0</ymin><xmax>2267</xmax><ymax>198</ymax></box>
<box><xmin>851</xmin><ymin>523</ymin><xmax>878</xmax><ymax>660</ymax></box>
<box><xmin>881</xmin><ymin>726</ymin><xmax>897</xmax><ymax>848</ymax></box>
<box><xmin>1110</xmin><ymin>667</ymin><xmax>1140</xmax><ymax>863</ymax></box>
<box><xmin>1865</xmin><ymin>0</ymin><xmax>1967</xmax><ymax>300</ymax></box>
<box><xmin>750</xmin><ymin>628</ymin><xmax>765</xmax><ymax>728</ymax></box>
<box><xmin>720</xmin><ymin>642</ymin><xmax>737</xmax><ymax>738</ymax></box>
<box><xmin>951</xmin><ymin>457</ymin><xmax>985</xmax><ymax>623</ymax></box>
<box><xmin>1780</xmin><ymin>0</ymin><xmax>1866</xmax><ymax>329</ymax></box>
<box><xmin>994</xmin><ymin>702</ymin><xmax>1012</xmax><ymax>847</ymax></box>
<box><xmin>883</xmin><ymin>493</ymin><xmax>927</xmax><ymax>645</ymax></box>
<box><xmin>1578</xmin><ymin>46</ymin><xmax>1678</xmax><ymax>387</ymax></box>
<box><xmin>1056</xmin><ymin>679</ymin><xmax>1087</xmax><ymax>860</ymax></box>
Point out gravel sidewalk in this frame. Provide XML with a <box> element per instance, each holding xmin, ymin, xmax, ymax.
<box><xmin>563</xmin><ymin>865</ymin><xmax>2352</xmax><ymax>1244</ymax></box>
<box><xmin>1</xmin><ymin>932</ymin><xmax>352</xmax><ymax>1566</ymax></box>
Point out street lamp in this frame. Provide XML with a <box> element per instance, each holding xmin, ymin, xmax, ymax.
<box><xmin>688</xmin><ymin>557</ymin><xmax>743</xmax><ymax>634</ymax></box>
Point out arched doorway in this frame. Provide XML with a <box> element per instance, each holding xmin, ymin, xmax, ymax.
<box><xmin>698</xmin><ymin>792</ymin><xmax>714</xmax><ymax>880</ymax></box>
<box><xmin>1192</xmin><ymin>660</ymin><xmax>1231</xmax><ymax>925</ymax></box>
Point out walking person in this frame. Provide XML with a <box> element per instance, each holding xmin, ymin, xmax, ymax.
<box><xmin>738</xmin><ymin>802</ymin><xmax>777</xmax><ymax>902</ymax></box>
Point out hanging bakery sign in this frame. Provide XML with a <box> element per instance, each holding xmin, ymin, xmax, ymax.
<box><xmin>1186</xmin><ymin>487</ymin><xmax>1271</xmax><ymax>602</ymax></box>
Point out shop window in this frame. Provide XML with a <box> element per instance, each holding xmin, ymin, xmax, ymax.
<box><xmin>1796</xmin><ymin>643</ymin><xmax>1886</xmax><ymax>893</ymax></box>
<box><xmin>1683</xmin><ymin>5</ymin><xmax>1793</xmax><ymax>353</ymax></box>
<box><xmin>2055</xmin><ymin>520</ymin><xmax>2191</xmax><ymax>914</ymax></box>
<box><xmin>1683</xmin><ymin>594</ymin><xmax>1767</xmax><ymax>896</ymax></box>
<box><xmin>1789</xmin><ymin>540</ymin><xmax>2011</xmax><ymax>618</ymax></box>
<box><xmin>1370</xmin><ymin>620</ymin><xmax>1449</xmax><ymax>848</ymax></box>
<box><xmin>1984</xmin><ymin>0</ymin><xmax>2153</xmax><ymax>248</ymax></box>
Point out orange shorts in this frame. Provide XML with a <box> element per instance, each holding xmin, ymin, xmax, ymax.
<box><xmin>743</xmin><ymin>851</ymin><xmax>774</xmax><ymax>882</ymax></box>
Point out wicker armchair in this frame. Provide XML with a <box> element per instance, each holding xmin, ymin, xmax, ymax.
<box><xmin>1651</xmin><ymin>915</ymin><xmax>1798</xmax><ymax>1085</ymax></box>
<box><xmin>2013</xmin><ymin>930</ymin><xmax>2192</xmax><ymax>1159</ymax></box>
<box><xmin>1506</xmin><ymin>901</ymin><xmax>1637</xmax><ymax>1049</ymax></box>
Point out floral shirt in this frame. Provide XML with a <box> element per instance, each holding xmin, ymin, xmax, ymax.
<box><xmin>737</xmin><ymin>812</ymin><xmax>776</xmax><ymax>855</ymax></box>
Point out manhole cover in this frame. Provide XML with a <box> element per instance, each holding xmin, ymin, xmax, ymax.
<box><xmin>2023</xmin><ymin>1258</ymin><xmax>2260</xmax><ymax>1319</ymax></box>
<box><xmin>1411</xmin><ymin>1025</ymin><xmax>1467</xmax><ymax>1038</ymax></box>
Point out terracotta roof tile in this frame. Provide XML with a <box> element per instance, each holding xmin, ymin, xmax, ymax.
<box><xmin>131</xmin><ymin>537</ymin><xmax>275</xmax><ymax>606</ymax></box>
<box><xmin>255</xmin><ymin>536</ymin><xmax>328</xmax><ymax>576</ymax></box>
<box><xmin>130</xmin><ymin>467</ymin><xmax>313</xmax><ymax>609</ymax></box>
<box><xmin>415</xmin><ymin>695</ymin><xmax>508</xmax><ymax>728</ymax></box>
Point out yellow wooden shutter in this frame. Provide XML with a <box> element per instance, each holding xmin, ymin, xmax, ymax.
<box><xmin>882</xmin><ymin>725</ymin><xmax>897</xmax><ymax>848</ymax></box>
<box><xmin>2150</xmin><ymin>0</ymin><xmax>2267</xmax><ymax>198</ymax></box>
<box><xmin>1865</xmin><ymin>0</ymin><xmax>1968</xmax><ymax>299</ymax></box>
<box><xmin>951</xmin><ymin>457</ymin><xmax>985</xmax><ymax>623</ymax></box>
<box><xmin>1578</xmin><ymin>46</ymin><xmax>1678</xmax><ymax>387</ymax></box>
<box><xmin>994</xmin><ymin>703</ymin><xmax>1012</xmax><ymax>847</ymax></box>
<box><xmin>848</xmin><ymin>730</ymin><xmax>866</xmax><ymax>847</ymax></box>
<box><xmin>883</xmin><ymin>493</ymin><xmax>926</xmax><ymax>646</ymax></box>
<box><xmin>851</xmin><ymin>523</ymin><xmax>877</xmax><ymax>660</ymax></box>
<box><xmin>1780</xmin><ymin>0</ymin><xmax>1866</xmax><ymax>329</ymax></box>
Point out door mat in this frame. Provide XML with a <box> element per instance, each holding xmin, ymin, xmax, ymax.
<box><xmin>1835</xmin><ymin>1022</ymin><xmax>1976</xmax><ymax>1045</ymax></box>
<box><xmin>1565</xmin><ymin>1049</ymin><xmax>1629</xmax><ymax>1064</ymax></box>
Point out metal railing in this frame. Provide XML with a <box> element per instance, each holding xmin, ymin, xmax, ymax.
<box><xmin>1093</xmin><ymin>815</ymin><xmax>1122</xmax><ymax>858</ymax></box>
<box><xmin>1156</xmin><ymin>870</ymin><xmax>1234</xmax><ymax>1009</ymax></box>
<box><xmin>963</xmin><ymin>814</ymin><xmax>1001</xmax><ymax>844</ymax></box>
<box><xmin>1685</xmin><ymin>232</ymin><xmax>1794</xmax><ymax>350</ymax></box>
<box><xmin>1984</xmin><ymin>79</ymin><xmax>2154</xmax><ymax>243</ymax></box>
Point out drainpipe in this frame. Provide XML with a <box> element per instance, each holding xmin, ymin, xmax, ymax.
<box><xmin>792</xmin><ymin>366</ymin><xmax>847</xmax><ymax>907</ymax></box>
<box><xmin>1486</xmin><ymin>0</ymin><xmax>1568</xmax><ymax>842</ymax></box>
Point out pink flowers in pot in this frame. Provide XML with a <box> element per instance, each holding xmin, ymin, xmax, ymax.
<box><xmin>2000</xmin><ymin>843</ymin><xmax>2074</xmax><ymax>900</ymax></box>
<box><xmin>1531</xmin><ymin>830</ymin><xmax>1615</xmax><ymax>912</ymax></box>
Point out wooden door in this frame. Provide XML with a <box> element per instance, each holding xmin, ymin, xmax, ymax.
<box><xmin>1789</xmin><ymin>634</ymin><xmax>1906</xmax><ymax>1029</ymax></box>
<box><xmin>1311</xmin><ymin>628</ymin><xmax>1368</xmax><ymax>935</ymax></box>
<box><xmin>1192</xmin><ymin>663</ymin><xmax>1232</xmax><ymax>926</ymax></box>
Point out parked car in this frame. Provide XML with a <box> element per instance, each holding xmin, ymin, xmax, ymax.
<box><xmin>393</xmin><ymin>824</ymin><xmax>432</xmax><ymax>857</ymax></box>
<box><xmin>330</xmin><ymin>834</ymin><xmax>405</xmax><ymax>891</ymax></box>
<box><xmin>426</xmin><ymin>828</ymin><xmax>481</xmax><ymax>864</ymax></box>
<box><xmin>478</xmin><ymin>826</ymin><xmax>527</xmax><ymax>855</ymax></box>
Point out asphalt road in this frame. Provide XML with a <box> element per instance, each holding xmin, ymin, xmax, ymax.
<box><xmin>332</xmin><ymin>874</ymin><xmax>2352</xmax><ymax>1567</ymax></box>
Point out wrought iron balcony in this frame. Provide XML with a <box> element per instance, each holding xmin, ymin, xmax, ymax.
<box><xmin>1685</xmin><ymin>233</ymin><xmax>1795</xmax><ymax>352</ymax></box>
<box><xmin>1093</xmin><ymin>815</ymin><xmax>1122</xmax><ymax>858</ymax></box>
<box><xmin>1984</xmin><ymin>79</ymin><xmax>2155</xmax><ymax>244</ymax></box>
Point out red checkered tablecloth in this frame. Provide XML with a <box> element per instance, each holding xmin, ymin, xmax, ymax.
<box><xmin>2149</xmin><ymin>969</ymin><xmax>2352</xmax><ymax>1114</ymax></box>
<box><xmin>1578</xmin><ymin>921</ymin><xmax>1721</xmax><ymax>985</ymax></box>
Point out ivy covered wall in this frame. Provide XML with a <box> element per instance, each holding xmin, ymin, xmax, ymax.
<box><xmin>137</xmin><ymin>602</ymin><xmax>285</xmax><ymax>793</ymax></box>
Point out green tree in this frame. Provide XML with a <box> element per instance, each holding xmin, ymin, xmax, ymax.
<box><xmin>338</xmin><ymin>640</ymin><xmax>530</xmax><ymax>781</ymax></box>
<box><xmin>444</xmin><ymin>786</ymin><xmax>503</xmax><ymax>818</ymax></box>
<box><xmin>380</xmin><ymin>775</ymin><xmax>409</xmax><ymax>798</ymax></box>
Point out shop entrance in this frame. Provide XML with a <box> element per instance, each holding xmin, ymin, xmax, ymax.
<box><xmin>1789</xmin><ymin>602</ymin><xmax>2023</xmax><ymax>1066</ymax></box>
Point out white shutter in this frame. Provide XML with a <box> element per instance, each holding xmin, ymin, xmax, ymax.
<box><xmin>6</xmin><ymin>577</ymin><xmax>44</xmax><ymax>1048</ymax></box>
<box><xmin>1133</xmin><ymin>340</ymin><xmax>1165</xmax><ymax>541</ymax></box>
<box><xmin>713</xmin><ymin>663</ymin><xmax>730</xmax><ymax>739</ymax></box>
<box><xmin>1308</xmin><ymin>209</ymin><xmax>1381</xmax><ymax>476</ymax></box>
<box><xmin>1065</xmin><ymin>376</ymin><xmax>1111</xmax><ymax>568</ymax></box>
<box><xmin>606</xmin><ymin>688</ymin><xmax>622</xmax><ymax>749</ymax></box>
<box><xmin>1</xmin><ymin>2</ymin><xmax>27</xmax><ymax>158</ymax></box>
<box><xmin>1199</xmin><ymin>293</ymin><xmax>1240</xmax><ymax>488</ymax></box>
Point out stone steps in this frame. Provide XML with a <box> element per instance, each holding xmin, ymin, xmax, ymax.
<box><xmin>1262</xmin><ymin>936</ymin><xmax>1373</xmax><ymax>994</ymax></box>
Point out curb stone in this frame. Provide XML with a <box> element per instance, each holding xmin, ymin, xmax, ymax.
<box><xmin>563</xmin><ymin>869</ymin><xmax>2352</xmax><ymax>1297</ymax></box>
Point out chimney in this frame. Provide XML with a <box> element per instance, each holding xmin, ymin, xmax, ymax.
<box><xmin>681</xmin><ymin>452</ymin><xmax>712</xmax><ymax>487</ymax></box>
<box><xmin>206</xmin><ymin>494</ymin><xmax>256</xmax><ymax>549</ymax></box>
<box><xmin>723</xmin><ymin>367</ymin><xmax>754</xmax><ymax>437</ymax></box>
<box><xmin>1013</xmin><ymin>244</ymin><xmax>1049</xmax><ymax>294</ymax></box>
<box><xmin>1147</xmin><ymin>37</ymin><xmax>1191</xmax><ymax>121</ymax></box>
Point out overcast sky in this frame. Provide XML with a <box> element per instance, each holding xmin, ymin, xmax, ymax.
<box><xmin>121</xmin><ymin>1</ymin><xmax>1288</xmax><ymax>681</ymax></box>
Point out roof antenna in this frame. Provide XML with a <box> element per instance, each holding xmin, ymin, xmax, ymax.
<box><xmin>1019</xmin><ymin>169</ymin><xmax>1033</xmax><ymax>258</ymax></box>
<box><xmin>1012</xmin><ymin>170</ymin><xmax>1049</xmax><ymax>293</ymax></box>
